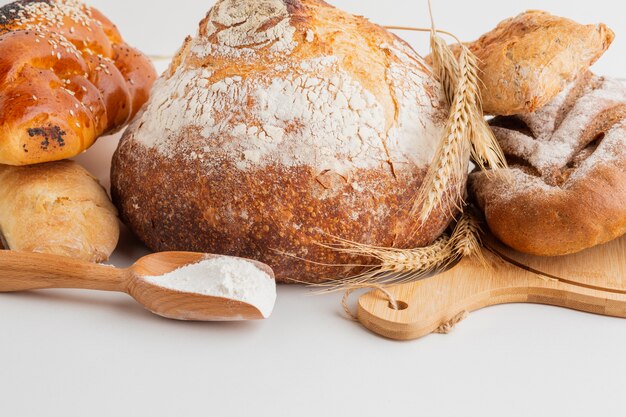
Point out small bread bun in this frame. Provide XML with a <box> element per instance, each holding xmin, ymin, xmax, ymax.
<box><xmin>0</xmin><ymin>160</ymin><xmax>119</xmax><ymax>262</ymax></box>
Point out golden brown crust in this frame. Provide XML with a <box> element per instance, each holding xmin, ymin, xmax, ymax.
<box><xmin>0</xmin><ymin>160</ymin><xmax>119</xmax><ymax>262</ymax></box>
<box><xmin>112</xmin><ymin>0</ymin><xmax>454</xmax><ymax>283</ymax></box>
<box><xmin>443</xmin><ymin>10</ymin><xmax>614</xmax><ymax>116</ymax></box>
<box><xmin>470</xmin><ymin>74</ymin><xmax>626</xmax><ymax>256</ymax></box>
<box><xmin>112</xmin><ymin>148</ymin><xmax>452</xmax><ymax>283</ymax></box>
<box><xmin>0</xmin><ymin>0</ymin><xmax>157</xmax><ymax>166</ymax></box>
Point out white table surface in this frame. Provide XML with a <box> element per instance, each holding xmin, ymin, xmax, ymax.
<box><xmin>2</xmin><ymin>1</ymin><xmax>626</xmax><ymax>416</ymax></box>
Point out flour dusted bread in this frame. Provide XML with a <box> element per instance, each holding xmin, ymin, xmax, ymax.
<box><xmin>0</xmin><ymin>160</ymin><xmax>119</xmax><ymax>262</ymax></box>
<box><xmin>0</xmin><ymin>0</ymin><xmax>156</xmax><ymax>166</ymax></box>
<box><xmin>444</xmin><ymin>11</ymin><xmax>614</xmax><ymax>116</ymax></box>
<box><xmin>112</xmin><ymin>0</ymin><xmax>453</xmax><ymax>283</ymax></box>
<box><xmin>471</xmin><ymin>73</ymin><xmax>626</xmax><ymax>256</ymax></box>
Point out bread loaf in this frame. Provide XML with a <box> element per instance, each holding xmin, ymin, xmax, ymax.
<box><xmin>471</xmin><ymin>73</ymin><xmax>626</xmax><ymax>256</ymax></box>
<box><xmin>434</xmin><ymin>11</ymin><xmax>614</xmax><ymax>116</ymax></box>
<box><xmin>0</xmin><ymin>160</ymin><xmax>119</xmax><ymax>262</ymax></box>
<box><xmin>0</xmin><ymin>0</ymin><xmax>156</xmax><ymax>166</ymax></box>
<box><xmin>112</xmin><ymin>0</ymin><xmax>455</xmax><ymax>283</ymax></box>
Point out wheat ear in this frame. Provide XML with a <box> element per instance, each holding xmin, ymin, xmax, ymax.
<box><xmin>469</xmin><ymin>114</ymin><xmax>508</xmax><ymax>173</ymax></box>
<box><xmin>429</xmin><ymin>34</ymin><xmax>459</xmax><ymax>106</ymax></box>
<box><xmin>448</xmin><ymin>207</ymin><xmax>490</xmax><ymax>268</ymax></box>
<box><xmin>413</xmin><ymin>28</ymin><xmax>508</xmax><ymax>222</ymax></box>
<box><xmin>310</xmin><ymin>236</ymin><xmax>453</xmax><ymax>292</ymax></box>
<box><xmin>310</xmin><ymin>208</ymin><xmax>486</xmax><ymax>292</ymax></box>
<box><xmin>412</xmin><ymin>38</ymin><xmax>474</xmax><ymax>222</ymax></box>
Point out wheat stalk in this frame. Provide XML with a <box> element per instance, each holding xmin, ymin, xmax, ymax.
<box><xmin>411</xmin><ymin>39</ymin><xmax>475</xmax><ymax>222</ymax></box>
<box><xmin>312</xmin><ymin>210</ymin><xmax>487</xmax><ymax>292</ymax></box>
<box><xmin>448</xmin><ymin>207</ymin><xmax>490</xmax><ymax>269</ymax></box>
<box><xmin>290</xmin><ymin>7</ymin><xmax>508</xmax><ymax>292</ymax></box>
<box><xmin>310</xmin><ymin>235</ymin><xmax>452</xmax><ymax>292</ymax></box>
<box><xmin>469</xmin><ymin>115</ymin><xmax>508</xmax><ymax>174</ymax></box>
<box><xmin>429</xmin><ymin>34</ymin><xmax>459</xmax><ymax>106</ymax></box>
<box><xmin>411</xmin><ymin>24</ymin><xmax>507</xmax><ymax>223</ymax></box>
<box><xmin>311</xmin><ymin>209</ymin><xmax>485</xmax><ymax>292</ymax></box>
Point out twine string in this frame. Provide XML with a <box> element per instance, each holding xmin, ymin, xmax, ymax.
<box><xmin>342</xmin><ymin>285</ymin><xmax>469</xmax><ymax>335</ymax></box>
<box><xmin>145</xmin><ymin>23</ymin><xmax>466</xmax><ymax>64</ymax></box>
<box><xmin>434</xmin><ymin>311</ymin><xmax>469</xmax><ymax>334</ymax></box>
<box><xmin>341</xmin><ymin>285</ymin><xmax>399</xmax><ymax>321</ymax></box>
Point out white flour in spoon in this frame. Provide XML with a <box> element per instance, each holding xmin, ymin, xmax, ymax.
<box><xmin>143</xmin><ymin>257</ymin><xmax>276</xmax><ymax>318</ymax></box>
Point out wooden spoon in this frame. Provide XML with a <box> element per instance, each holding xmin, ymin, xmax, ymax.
<box><xmin>0</xmin><ymin>250</ymin><xmax>276</xmax><ymax>321</ymax></box>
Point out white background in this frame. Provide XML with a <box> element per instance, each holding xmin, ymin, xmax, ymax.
<box><xmin>1</xmin><ymin>1</ymin><xmax>626</xmax><ymax>416</ymax></box>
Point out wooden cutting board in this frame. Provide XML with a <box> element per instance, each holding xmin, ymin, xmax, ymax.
<box><xmin>357</xmin><ymin>234</ymin><xmax>626</xmax><ymax>340</ymax></box>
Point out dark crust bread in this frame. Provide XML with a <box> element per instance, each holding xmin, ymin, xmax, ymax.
<box><xmin>473</xmin><ymin>160</ymin><xmax>626</xmax><ymax>256</ymax></box>
<box><xmin>112</xmin><ymin>0</ymin><xmax>454</xmax><ymax>284</ymax></box>
<box><xmin>471</xmin><ymin>74</ymin><xmax>626</xmax><ymax>256</ymax></box>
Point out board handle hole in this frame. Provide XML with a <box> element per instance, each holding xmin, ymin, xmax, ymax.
<box><xmin>389</xmin><ymin>300</ymin><xmax>409</xmax><ymax>311</ymax></box>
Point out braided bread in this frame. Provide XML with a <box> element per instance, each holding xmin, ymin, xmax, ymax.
<box><xmin>471</xmin><ymin>73</ymin><xmax>626</xmax><ymax>256</ymax></box>
<box><xmin>0</xmin><ymin>0</ymin><xmax>156</xmax><ymax>166</ymax></box>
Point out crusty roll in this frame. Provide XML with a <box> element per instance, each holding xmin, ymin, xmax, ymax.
<box><xmin>0</xmin><ymin>0</ymin><xmax>156</xmax><ymax>166</ymax></box>
<box><xmin>437</xmin><ymin>11</ymin><xmax>614</xmax><ymax>116</ymax></box>
<box><xmin>0</xmin><ymin>160</ymin><xmax>119</xmax><ymax>262</ymax></box>
<box><xmin>471</xmin><ymin>73</ymin><xmax>626</xmax><ymax>256</ymax></box>
<box><xmin>112</xmin><ymin>0</ymin><xmax>453</xmax><ymax>283</ymax></box>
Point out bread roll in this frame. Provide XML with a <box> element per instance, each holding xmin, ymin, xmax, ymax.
<box><xmin>112</xmin><ymin>0</ymin><xmax>454</xmax><ymax>283</ymax></box>
<box><xmin>0</xmin><ymin>160</ymin><xmax>119</xmax><ymax>262</ymax></box>
<box><xmin>471</xmin><ymin>73</ymin><xmax>626</xmax><ymax>256</ymax></box>
<box><xmin>0</xmin><ymin>0</ymin><xmax>156</xmax><ymax>166</ymax></box>
<box><xmin>435</xmin><ymin>11</ymin><xmax>614</xmax><ymax>116</ymax></box>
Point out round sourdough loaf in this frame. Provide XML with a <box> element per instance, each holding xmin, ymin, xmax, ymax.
<box><xmin>112</xmin><ymin>0</ymin><xmax>452</xmax><ymax>283</ymax></box>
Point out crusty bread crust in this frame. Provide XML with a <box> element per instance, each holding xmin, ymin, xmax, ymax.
<box><xmin>0</xmin><ymin>160</ymin><xmax>119</xmax><ymax>262</ymax></box>
<box><xmin>0</xmin><ymin>0</ymin><xmax>156</xmax><ymax>166</ymax></box>
<box><xmin>442</xmin><ymin>10</ymin><xmax>614</xmax><ymax>116</ymax></box>
<box><xmin>471</xmin><ymin>74</ymin><xmax>626</xmax><ymax>256</ymax></box>
<box><xmin>112</xmin><ymin>0</ymin><xmax>455</xmax><ymax>283</ymax></box>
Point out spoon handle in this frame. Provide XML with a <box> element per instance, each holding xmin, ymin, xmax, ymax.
<box><xmin>0</xmin><ymin>250</ymin><xmax>128</xmax><ymax>292</ymax></box>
